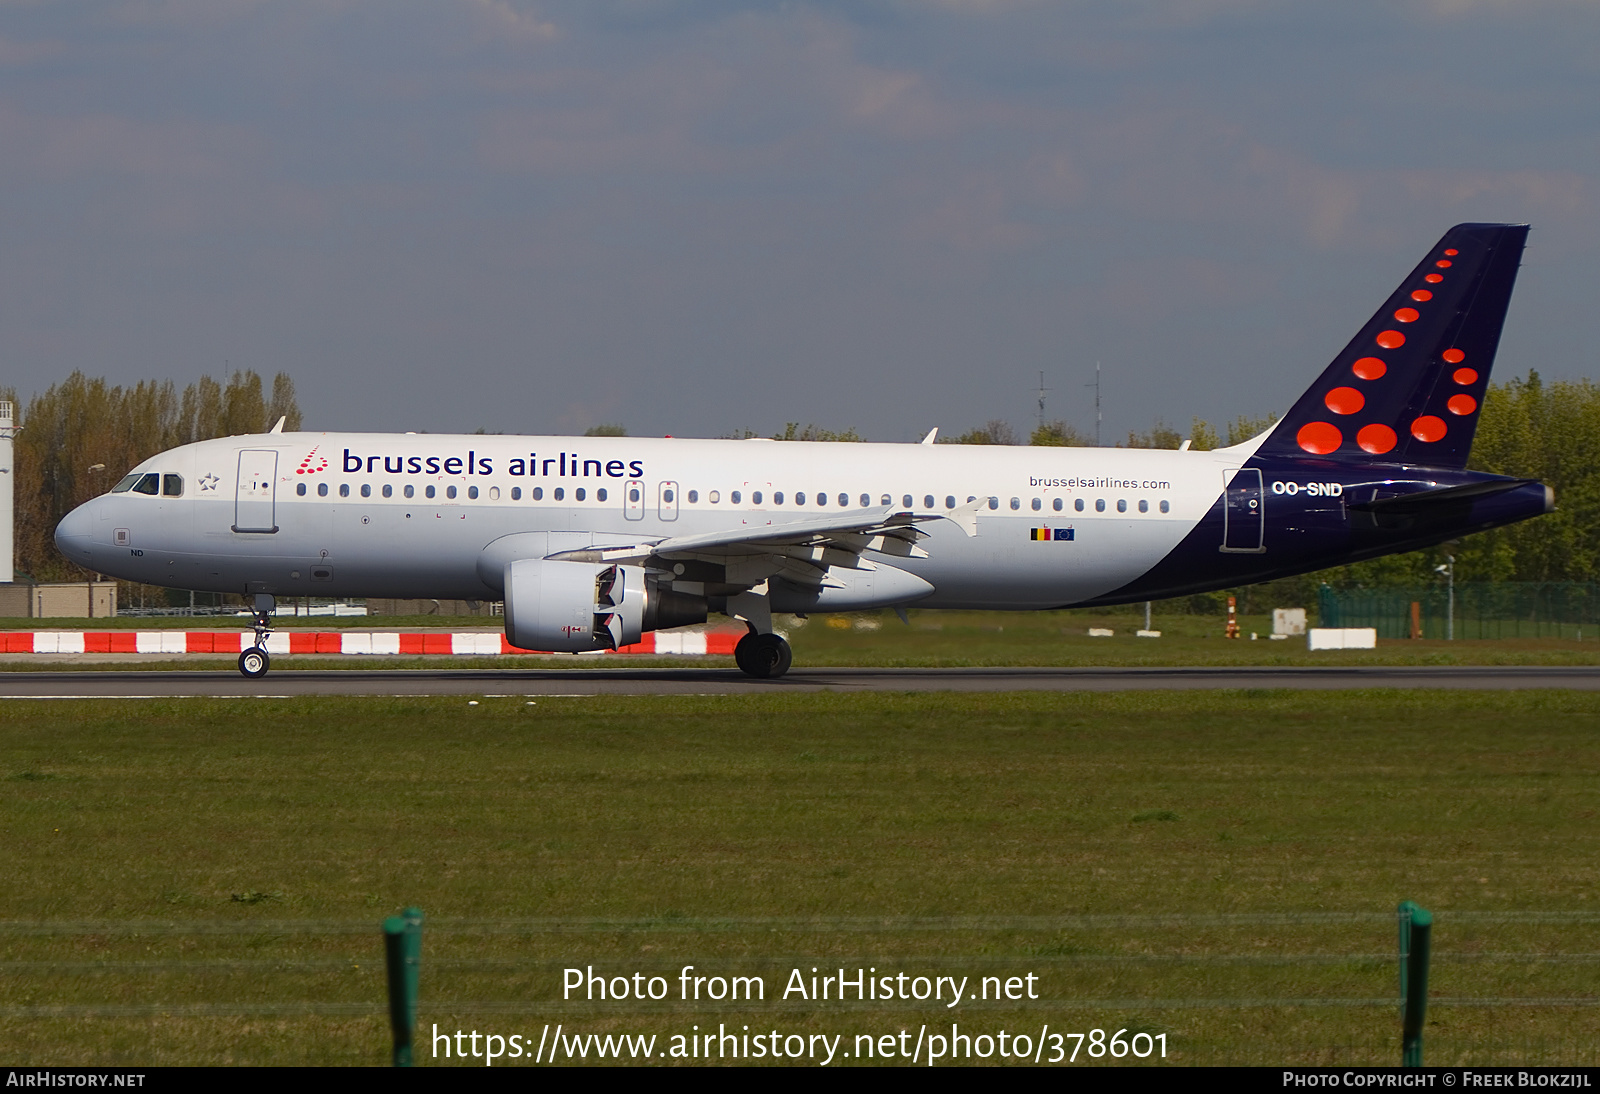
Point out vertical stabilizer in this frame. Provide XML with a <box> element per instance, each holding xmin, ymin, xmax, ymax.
<box><xmin>1255</xmin><ymin>223</ymin><xmax>1528</xmax><ymax>470</ymax></box>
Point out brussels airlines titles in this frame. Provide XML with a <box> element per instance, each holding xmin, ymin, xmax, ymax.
<box><xmin>339</xmin><ymin>447</ymin><xmax>646</xmax><ymax>480</ymax></box>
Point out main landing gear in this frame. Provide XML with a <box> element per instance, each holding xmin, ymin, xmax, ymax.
<box><xmin>238</xmin><ymin>593</ymin><xmax>275</xmax><ymax>679</ymax></box>
<box><xmin>734</xmin><ymin>630</ymin><xmax>792</xmax><ymax>679</ymax></box>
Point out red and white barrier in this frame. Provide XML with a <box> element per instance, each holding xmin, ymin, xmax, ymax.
<box><xmin>0</xmin><ymin>630</ymin><xmax>742</xmax><ymax>656</ymax></box>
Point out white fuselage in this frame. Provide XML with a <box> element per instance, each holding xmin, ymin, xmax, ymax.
<box><xmin>56</xmin><ymin>431</ymin><xmax>1270</xmax><ymax>610</ymax></box>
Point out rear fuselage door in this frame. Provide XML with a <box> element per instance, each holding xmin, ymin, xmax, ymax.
<box><xmin>659</xmin><ymin>480</ymin><xmax>680</xmax><ymax>521</ymax></box>
<box><xmin>624</xmin><ymin>479</ymin><xmax>644</xmax><ymax>521</ymax></box>
<box><xmin>1220</xmin><ymin>467</ymin><xmax>1264</xmax><ymax>553</ymax></box>
<box><xmin>233</xmin><ymin>450</ymin><xmax>279</xmax><ymax>533</ymax></box>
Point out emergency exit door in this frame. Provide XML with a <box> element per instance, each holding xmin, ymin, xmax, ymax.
<box><xmin>1220</xmin><ymin>468</ymin><xmax>1264</xmax><ymax>553</ymax></box>
<box><xmin>233</xmin><ymin>450</ymin><xmax>279</xmax><ymax>533</ymax></box>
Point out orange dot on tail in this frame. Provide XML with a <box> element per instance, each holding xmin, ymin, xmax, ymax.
<box><xmin>1394</xmin><ymin>307</ymin><xmax>1420</xmax><ymax>323</ymax></box>
<box><xmin>1436</xmin><ymin>259</ymin><xmax>1453</xmax><ymax>268</ymax></box>
<box><xmin>1324</xmin><ymin>386</ymin><xmax>1365</xmax><ymax>415</ymax></box>
<box><xmin>1375</xmin><ymin>330</ymin><xmax>1406</xmax><ymax>349</ymax></box>
<box><xmin>1411</xmin><ymin>289</ymin><xmax>1433</xmax><ymax>302</ymax></box>
<box><xmin>1411</xmin><ymin>415</ymin><xmax>1447</xmax><ymax>442</ymax></box>
<box><xmin>1448</xmin><ymin>394</ymin><xmax>1478</xmax><ymax>416</ymax></box>
<box><xmin>1453</xmin><ymin>367</ymin><xmax>1478</xmax><ymax>385</ymax></box>
<box><xmin>1425</xmin><ymin>273</ymin><xmax>1443</xmax><ymax>284</ymax></box>
<box><xmin>1297</xmin><ymin>421</ymin><xmax>1343</xmax><ymax>454</ymax></box>
<box><xmin>1358</xmin><ymin>423</ymin><xmax>1398</xmax><ymax>454</ymax></box>
<box><xmin>1444</xmin><ymin>248</ymin><xmax>1459</xmax><ymax>256</ymax></box>
<box><xmin>1442</xmin><ymin>348</ymin><xmax>1465</xmax><ymax>363</ymax></box>
<box><xmin>1352</xmin><ymin>356</ymin><xmax>1387</xmax><ymax>380</ymax></box>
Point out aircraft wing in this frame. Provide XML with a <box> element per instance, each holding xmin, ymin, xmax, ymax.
<box><xmin>548</xmin><ymin>498</ymin><xmax>987</xmax><ymax>588</ymax></box>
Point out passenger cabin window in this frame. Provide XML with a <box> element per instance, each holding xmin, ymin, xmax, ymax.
<box><xmin>1138</xmin><ymin>499</ymin><xmax>1148</xmax><ymax>513</ymax></box>
<box><xmin>686</xmin><ymin>490</ymin><xmax>697</xmax><ymax>503</ymax></box>
<box><xmin>1075</xmin><ymin>498</ymin><xmax>1085</xmax><ymax>512</ymax></box>
<box><xmin>163</xmin><ymin>474</ymin><xmax>182</xmax><ymax>497</ymax></box>
<box><xmin>946</xmin><ymin>496</ymin><xmax>956</xmax><ymax>509</ymax></box>
<box><xmin>575</xmin><ymin>488</ymin><xmax>585</xmax><ymax>501</ymax></box>
<box><xmin>554</xmin><ymin>487</ymin><xmax>564</xmax><ymax>501</ymax></box>
<box><xmin>511</xmin><ymin>487</ymin><xmax>521</xmax><ymax>500</ymax></box>
<box><xmin>383</xmin><ymin>484</ymin><xmax>393</xmax><ymax>498</ymax></box>
<box><xmin>596</xmin><ymin>488</ymin><xmax>607</xmax><ymax>502</ymax></box>
<box><xmin>132</xmin><ymin>474</ymin><xmax>160</xmax><ymax>495</ymax></box>
<box><xmin>772</xmin><ymin>491</ymin><xmax>782</xmax><ymax>504</ymax></box>
<box><xmin>1053</xmin><ymin>498</ymin><xmax>1063</xmax><ymax>511</ymax></box>
<box><xmin>532</xmin><ymin>487</ymin><xmax>542</xmax><ymax>500</ymax></box>
<box><xmin>111</xmin><ymin>474</ymin><xmax>141</xmax><ymax>493</ymax></box>
<box><xmin>988</xmin><ymin>498</ymin><xmax>999</xmax><ymax>510</ymax></box>
<box><xmin>361</xmin><ymin>484</ymin><xmax>372</xmax><ymax>498</ymax></box>
<box><xmin>446</xmin><ymin>485</ymin><xmax>457</xmax><ymax>499</ymax></box>
<box><xmin>857</xmin><ymin>494</ymin><xmax>866</xmax><ymax>507</ymax></box>
<box><xmin>1030</xmin><ymin>498</ymin><xmax>1041</xmax><ymax>511</ymax></box>
<box><xmin>903</xmin><ymin>495</ymin><xmax>913</xmax><ymax>508</ymax></box>
<box><xmin>731</xmin><ymin>491</ymin><xmax>741</xmax><ymax>504</ymax></box>
<box><xmin>709</xmin><ymin>490</ymin><xmax>720</xmax><ymax>503</ymax></box>
<box><xmin>1009</xmin><ymin>497</ymin><xmax>1020</xmax><ymax>510</ymax></box>
<box><xmin>340</xmin><ymin>484</ymin><xmax>350</xmax><ymax>498</ymax></box>
<box><xmin>1117</xmin><ymin>499</ymin><xmax>1127</xmax><ymax>513</ymax></box>
<box><xmin>1095</xmin><ymin>499</ymin><xmax>1106</xmax><ymax>512</ymax></box>
<box><xmin>924</xmin><ymin>495</ymin><xmax>934</xmax><ymax>509</ymax></box>
<box><xmin>880</xmin><ymin>495</ymin><xmax>891</xmax><ymax>505</ymax></box>
<box><xmin>468</xmin><ymin>486</ymin><xmax>478</xmax><ymax>499</ymax></box>
<box><xmin>795</xmin><ymin>492</ymin><xmax>806</xmax><ymax>505</ymax></box>
<box><xmin>319</xmin><ymin>483</ymin><xmax>329</xmax><ymax>497</ymax></box>
<box><xmin>404</xmin><ymin>485</ymin><xmax>414</xmax><ymax>498</ymax></box>
<box><xmin>425</xmin><ymin>485</ymin><xmax>435</xmax><ymax>499</ymax></box>
<box><xmin>752</xmin><ymin>491</ymin><xmax>762</xmax><ymax>505</ymax></box>
<box><xmin>1159</xmin><ymin>500</ymin><xmax>1170</xmax><ymax>514</ymax></box>
<box><xmin>296</xmin><ymin>483</ymin><xmax>307</xmax><ymax>496</ymax></box>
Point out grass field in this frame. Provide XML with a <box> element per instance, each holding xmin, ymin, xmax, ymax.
<box><xmin>3</xmin><ymin>690</ymin><xmax>1597</xmax><ymax>1066</ymax></box>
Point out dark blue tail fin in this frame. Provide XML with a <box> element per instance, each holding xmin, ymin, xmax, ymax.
<box><xmin>1254</xmin><ymin>223</ymin><xmax>1528</xmax><ymax>470</ymax></box>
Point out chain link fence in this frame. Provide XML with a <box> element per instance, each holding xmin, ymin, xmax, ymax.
<box><xmin>1318</xmin><ymin>582</ymin><xmax>1600</xmax><ymax>640</ymax></box>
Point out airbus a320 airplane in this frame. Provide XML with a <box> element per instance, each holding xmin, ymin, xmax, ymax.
<box><xmin>55</xmin><ymin>223</ymin><xmax>1552</xmax><ymax>679</ymax></box>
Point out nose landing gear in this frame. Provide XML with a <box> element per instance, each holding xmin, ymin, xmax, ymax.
<box><xmin>238</xmin><ymin>593</ymin><xmax>275</xmax><ymax>679</ymax></box>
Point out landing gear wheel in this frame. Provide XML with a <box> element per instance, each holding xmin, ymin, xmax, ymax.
<box><xmin>238</xmin><ymin>647</ymin><xmax>271</xmax><ymax>679</ymax></box>
<box><xmin>734</xmin><ymin>632</ymin><xmax>792</xmax><ymax>679</ymax></box>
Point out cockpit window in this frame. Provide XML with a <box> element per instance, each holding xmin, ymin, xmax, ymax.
<box><xmin>132</xmin><ymin>474</ymin><xmax>160</xmax><ymax>495</ymax></box>
<box><xmin>162</xmin><ymin>474</ymin><xmax>183</xmax><ymax>497</ymax></box>
<box><xmin>111</xmin><ymin>474</ymin><xmax>141</xmax><ymax>493</ymax></box>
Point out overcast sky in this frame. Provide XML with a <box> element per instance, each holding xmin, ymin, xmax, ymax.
<box><xmin>1</xmin><ymin>1</ymin><xmax>1596</xmax><ymax>442</ymax></box>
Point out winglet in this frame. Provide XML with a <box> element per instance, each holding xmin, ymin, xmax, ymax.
<box><xmin>269</xmin><ymin>416</ymin><xmax>287</xmax><ymax>434</ymax></box>
<box><xmin>920</xmin><ymin>428</ymin><xmax>938</xmax><ymax>445</ymax></box>
<box><xmin>944</xmin><ymin>496</ymin><xmax>988</xmax><ymax>537</ymax></box>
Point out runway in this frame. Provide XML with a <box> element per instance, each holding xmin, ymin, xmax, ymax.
<box><xmin>3</xmin><ymin>664</ymin><xmax>1600</xmax><ymax>698</ymax></box>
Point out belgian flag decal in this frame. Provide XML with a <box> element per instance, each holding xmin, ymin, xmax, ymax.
<box><xmin>1030</xmin><ymin>527</ymin><xmax>1074</xmax><ymax>541</ymax></box>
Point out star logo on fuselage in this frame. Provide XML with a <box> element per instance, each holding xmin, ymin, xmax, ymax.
<box><xmin>199</xmin><ymin>473</ymin><xmax>219</xmax><ymax>492</ymax></box>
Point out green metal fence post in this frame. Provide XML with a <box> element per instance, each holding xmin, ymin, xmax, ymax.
<box><xmin>1397</xmin><ymin>900</ymin><xmax>1432</xmax><ymax>1067</ymax></box>
<box><xmin>383</xmin><ymin>907</ymin><xmax>424</xmax><ymax>1066</ymax></box>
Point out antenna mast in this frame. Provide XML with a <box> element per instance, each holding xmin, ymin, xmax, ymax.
<box><xmin>1085</xmin><ymin>362</ymin><xmax>1102</xmax><ymax>446</ymax></box>
<box><xmin>1035</xmin><ymin>370</ymin><xmax>1050</xmax><ymax>432</ymax></box>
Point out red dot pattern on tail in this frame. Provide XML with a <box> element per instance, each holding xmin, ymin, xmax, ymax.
<box><xmin>1297</xmin><ymin>421</ymin><xmax>1342</xmax><ymax>454</ymax></box>
<box><xmin>1412</xmin><ymin>415</ymin><xmax>1447</xmax><ymax>443</ymax></box>
<box><xmin>1357</xmin><ymin>423</ymin><xmax>1397</xmax><ymax>455</ymax></box>
<box><xmin>1448</xmin><ymin>394</ymin><xmax>1477</xmax><ymax>416</ymax></box>
<box><xmin>1324</xmin><ymin>387</ymin><xmax>1365</xmax><ymax>415</ymax></box>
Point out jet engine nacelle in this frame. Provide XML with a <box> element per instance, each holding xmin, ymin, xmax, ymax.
<box><xmin>502</xmin><ymin>559</ymin><xmax>706</xmax><ymax>652</ymax></box>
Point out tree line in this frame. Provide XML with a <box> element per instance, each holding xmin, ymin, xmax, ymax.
<box><xmin>3</xmin><ymin>371</ymin><xmax>301</xmax><ymax>582</ymax></box>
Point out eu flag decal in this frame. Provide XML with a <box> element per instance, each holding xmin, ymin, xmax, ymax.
<box><xmin>1030</xmin><ymin>527</ymin><xmax>1075</xmax><ymax>542</ymax></box>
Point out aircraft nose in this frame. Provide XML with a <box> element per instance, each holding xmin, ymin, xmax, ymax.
<box><xmin>54</xmin><ymin>503</ymin><xmax>97</xmax><ymax>566</ymax></box>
